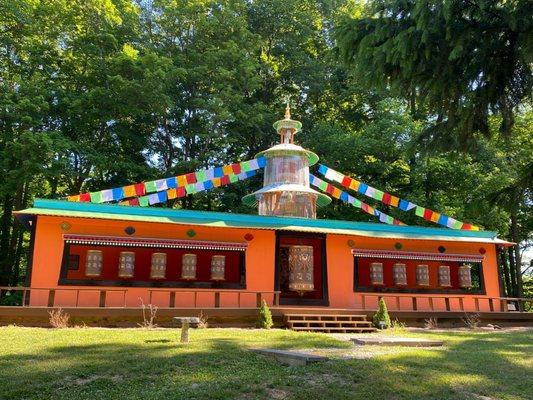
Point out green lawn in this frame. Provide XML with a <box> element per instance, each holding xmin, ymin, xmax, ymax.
<box><xmin>0</xmin><ymin>327</ymin><xmax>531</xmax><ymax>400</ymax></box>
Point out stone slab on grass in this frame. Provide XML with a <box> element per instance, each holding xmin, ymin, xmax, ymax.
<box><xmin>252</xmin><ymin>348</ymin><xmax>328</xmax><ymax>366</ymax></box>
<box><xmin>352</xmin><ymin>337</ymin><xmax>444</xmax><ymax>347</ymax></box>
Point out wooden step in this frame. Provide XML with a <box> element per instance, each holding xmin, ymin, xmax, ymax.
<box><xmin>286</xmin><ymin>319</ymin><xmax>373</xmax><ymax>325</ymax></box>
<box><xmin>290</xmin><ymin>326</ymin><xmax>377</xmax><ymax>333</ymax></box>
<box><xmin>284</xmin><ymin>314</ymin><xmax>367</xmax><ymax>319</ymax></box>
<box><xmin>284</xmin><ymin>312</ymin><xmax>376</xmax><ymax>333</ymax></box>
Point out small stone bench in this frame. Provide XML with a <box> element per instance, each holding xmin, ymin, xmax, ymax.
<box><xmin>351</xmin><ymin>337</ymin><xmax>444</xmax><ymax>347</ymax></box>
<box><xmin>173</xmin><ymin>317</ymin><xmax>201</xmax><ymax>343</ymax></box>
<box><xmin>252</xmin><ymin>349</ymin><xmax>328</xmax><ymax>366</ymax></box>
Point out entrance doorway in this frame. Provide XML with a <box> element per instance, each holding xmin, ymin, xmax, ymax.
<box><xmin>275</xmin><ymin>231</ymin><xmax>329</xmax><ymax>306</ymax></box>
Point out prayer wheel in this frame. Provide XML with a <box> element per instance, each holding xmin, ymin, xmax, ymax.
<box><xmin>118</xmin><ymin>251</ymin><xmax>135</xmax><ymax>278</ymax></box>
<box><xmin>370</xmin><ymin>262</ymin><xmax>384</xmax><ymax>285</ymax></box>
<box><xmin>393</xmin><ymin>263</ymin><xmax>407</xmax><ymax>286</ymax></box>
<box><xmin>150</xmin><ymin>253</ymin><xmax>166</xmax><ymax>279</ymax></box>
<box><xmin>210</xmin><ymin>255</ymin><xmax>226</xmax><ymax>281</ymax></box>
<box><xmin>438</xmin><ymin>265</ymin><xmax>451</xmax><ymax>287</ymax></box>
<box><xmin>181</xmin><ymin>254</ymin><xmax>197</xmax><ymax>280</ymax></box>
<box><xmin>85</xmin><ymin>250</ymin><xmax>103</xmax><ymax>277</ymax></box>
<box><xmin>416</xmin><ymin>264</ymin><xmax>430</xmax><ymax>286</ymax></box>
<box><xmin>459</xmin><ymin>264</ymin><xmax>472</xmax><ymax>288</ymax></box>
<box><xmin>288</xmin><ymin>245</ymin><xmax>314</xmax><ymax>293</ymax></box>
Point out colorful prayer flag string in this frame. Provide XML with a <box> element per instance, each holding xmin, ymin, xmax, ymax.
<box><xmin>118</xmin><ymin>170</ymin><xmax>257</xmax><ymax>207</ymax></box>
<box><xmin>68</xmin><ymin>157</ymin><xmax>265</xmax><ymax>205</ymax></box>
<box><xmin>309</xmin><ymin>174</ymin><xmax>405</xmax><ymax>226</ymax></box>
<box><xmin>316</xmin><ymin>164</ymin><xmax>479</xmax><ymax>231</ymax></box>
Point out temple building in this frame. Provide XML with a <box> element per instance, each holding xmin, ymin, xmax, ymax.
<box><xmin>11</xmin><ymin>106</ymin><xmax>523</xmax><ymax>328</ymax></box>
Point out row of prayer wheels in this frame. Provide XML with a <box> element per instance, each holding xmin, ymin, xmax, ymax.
<box><xmin>85</xmin><ymin>250</ymin><xmax>226</xmax><ymax>280</ymax></box>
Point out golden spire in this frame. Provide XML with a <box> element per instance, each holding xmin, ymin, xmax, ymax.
<box><xmin>284</xmin><ymin>95</ymin><xmax>291</xmax><ymax>120</ymax></box>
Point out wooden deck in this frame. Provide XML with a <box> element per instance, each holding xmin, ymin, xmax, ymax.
<box><xmin>1</xmin><ymin>305</ymin><xmax>532</xmax><ymax>328</ymax></box>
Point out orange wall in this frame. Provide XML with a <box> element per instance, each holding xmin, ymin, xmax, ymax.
<box><xmin>28</xmin><ymin>215</ymin><xmax>501</xmax><ymax>311</ymax></box>
<box><xmin>29</xmin><ymin>216</ymin><xmax>276</xmax><ymax>308</ymax></box>
<box><xmin>326</xmin><ymin>235</ymin><xmax>501</xmax><ymax>312</ymax></box>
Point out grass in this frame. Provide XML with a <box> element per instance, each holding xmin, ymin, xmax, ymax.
<box><xmin>0</xmin><ymin>326</ymin><xmax>531</xmax><ymax>400</ymax></box>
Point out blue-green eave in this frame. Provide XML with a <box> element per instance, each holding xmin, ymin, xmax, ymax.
<box><xmin>14</xmin><ymin>199</ymin><xmax>509</xmax><ymax>244</ymax></box>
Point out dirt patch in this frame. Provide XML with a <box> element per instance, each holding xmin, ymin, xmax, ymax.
<box><xmin>267</xmin><ymin>388</ymin><xmax>290</xmax><ymax>399</ymax></box>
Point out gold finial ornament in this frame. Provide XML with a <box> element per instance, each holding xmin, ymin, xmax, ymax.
<box><xmin>284</xmin><ymin>96</ymin><xmax>291</xmax><ymax>120</ymax></box>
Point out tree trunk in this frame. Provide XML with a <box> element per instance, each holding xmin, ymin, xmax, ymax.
<box><xmin>508</xmin><ymin>247</ymin><xmax>517</xmax><ymax>297</ymax></box>
<box><xmin>510</xmin><ymin>212</ymin><xmax>523</xmax><ymax>297</ymax></box>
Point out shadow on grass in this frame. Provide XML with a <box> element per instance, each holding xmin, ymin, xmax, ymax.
<box><xmin>0</xmin><ymin>329</ymin><xmax>531</xmax><ymax>400</ymax></box>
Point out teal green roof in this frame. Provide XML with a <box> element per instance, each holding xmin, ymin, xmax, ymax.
<box><xmin>15</xmin><ymin>199</ymin><xmax>508</xmax><ymax>244</ymax></box>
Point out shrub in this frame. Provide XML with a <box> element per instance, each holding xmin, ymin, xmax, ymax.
<box><xmin>48</xmin><ymin>308</ymin><xmax>70</xmax><ymax>328</ymax></box>
<box><xmin>138</xmin><ymin>298</ymin><xmax>158</xmax><ymax>329</ymax></box>
<box><xmin>424</xmin><ymin>317</ymin><xmax>439</xmax><ymax>329</ymax></box>
<box><xmin>256</xmin><ymin>300</ymin><xmax>273</xmax><ymax>329</ymax></box>
<box><xmin>197</xmin><ymin>311</ymin><xmax>209</xmax><ymax>329</ymax></box>
<box><xmin>372</xmin><ymin>298</ymin><xmax>391</xmax><ymax>329</ymax></box>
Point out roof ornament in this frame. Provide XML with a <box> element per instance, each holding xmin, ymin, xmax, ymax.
<box><xmin>274</xmin><ymin>95</ymin><xmax>302</xmax><ymax>145</ymax></box>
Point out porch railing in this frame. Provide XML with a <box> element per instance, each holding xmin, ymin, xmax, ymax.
<box><xmin>358</xmin><ymin>293</ymin><xmax>533</xmax><ymax>313</ymax></box>
<box><xmin>0</xmin><ymin>286</ymin><xmax>281</xmax><ymax>309</ymax></box>
<box><xmin>0</xmin><ymin>286</ymin><xmax>531</xmax><ymax>312</ymax></box>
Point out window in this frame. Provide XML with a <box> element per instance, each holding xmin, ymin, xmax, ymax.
<box><xmin>210</xmin><ymin>255</ymin><xmax>226</xmax><ymax>280</ymax></box>
<box><xmin>118</xmin><ymin>251</ymin><xmax>135</xmax><ymax>278</ymax></box>
<box><xmin>438</xmin><ymin>265</ymin><xmax>451</xmax><ymax>287</ymax></box>
<box><xmin>85</xmin><ymin>250</ymin><xmax>103</xmax><ymax>277</ymax></box>
<box><xmin>150</xmin><ymin>253</ymin><xmax>166</xmax><ymax>279</ymax></box>
<box><xmin>393</xmin><ymin>263</ymin><xmax>407</xmax><ymax>286</ymax></box>
<box><xmin>416</xmin><ymin>265</ymin><xmax>429</xmax><ymax>286</ymax></box>
<box><xmin>370</xmin><ymin>263</ymin><xmax>384</xmax><ymax>285</ymax></box>
<box><xmin>181</xmin><ymin>254</ymin><xmax>197</xmax><ymax>280</ymax></box>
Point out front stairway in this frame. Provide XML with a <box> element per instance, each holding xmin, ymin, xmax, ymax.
<box><xmin>284</xmin><ymin>313</ymin><xmax>377</xmax><ymax>333</ymax></box>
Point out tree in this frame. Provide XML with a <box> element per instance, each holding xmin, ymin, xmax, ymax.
<box><xmin>336</xmin><ymin>0</ymin><xmax>533</xmax><ymax>146</ymax></box>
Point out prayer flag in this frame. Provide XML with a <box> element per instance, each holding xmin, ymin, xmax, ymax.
<box><xmin>101</xmin><ymin>189</ymin><xmax>113</xmax><ymax>202</ymax></box>
<box><xmin>167</xmin><ymin>188</ymin><xmax>177</xmax><ymax>200</ymax></box>
<box><xmin>148</xmin><ymin>193</ymin><xmax>160</xmax><ymax>205</ymax></box>
<box><xmin>112</xmin><ymin>188</ymin><xmax>124</xmax><ymax>201</ymax></box>
<box><xmin>90</xmin><ymin>191</ymin><xmax>103</xmax><ymax>203</ymax></box>
<box><xmin>129</xmin><ymin>198</ymin><xmax>139</xmax><ymax>206</ymax></box>
<box><xmin>256</xmin><ymin>156</ymin><xmax>266</xmax><ymax>168</ymax></box>
<box><xmin>166</xmin><ymin>177</ymin><xmax>177</xmax><ymax>189</ymax></box>
<box><xmin>80</xmin><ymin>193</ymin><xmax>91</xmax><ymax>202</ymax></box>
<box><xmin>212</xmin><ymin>178</ymin><xmax>222</xmax><ymax>187</ymax></box>
<box><xmin>67</xmin><ymin>195</ymin><xmax>80</xmax><ymax>202</ymax></box>
<box><xmin>358</xmin><ymin>183</ymin><xmax>368</xmax><ymax>194</ymax></box>
<box><xmin>341</xmin><ymin>176</ymin><xmax>351</xmax><ymax>188</ymax></box>
<box><xmin>155</xmin><ymin>179</ymin><xmax>168</xmax><ymax>191</ymax></box>
<box><xmin>139</xmin><ymin>196</ymin><xmax>149</xmax><ymax>207</ymax></box>
<box><xmin>249</xmin><ymin>158</ymin><xmax>259</xmax><ymax>170</ymax></box>
<box><xmin>177</xmin><ymin>175</ymin><xmax>187</xmax><ymax>187</ymax></box>
<box><xmin>185</xmin><ymin>184</ymin><xmax>196</xmax><ymax>194</ymax></box>
<box><xmin>214</xmin><ymin>167</ymin><xmax>224</xmax><ymax>178</ymax></box>
<box><xmin>176</xmin><ymin>187</ymin><xmax>186</xmax><ymax>198</ymax></box>
<box><xmin>340</xmin><ymin>191</ymin><xmax>349</xmax><ymax>202</ymax></box>
<box><xmin>204</xmin><ymin>180</ymin><xmax>213</xmax><ymax>190</ymax></box>
<box><xmin>123</xmin><ymin>185</ymin><xmax>136</xmax><ymax>198</ymax></box>
<box><xmin>390</xmin><ymin>195</ymin><xmax>400</xmax><ymax>207</ymax></box>
<box><xmin>415</xmin><ymin>206</ymin><xmax>425</xmax><ymax>217</ymax></box>
<box><xmin>349</xmin><ymin>179</ymin><xmax>360</xmax><ymax>191</ymax></box>
<box><xmin>144</xmin><ymin>181</ymin><xmax>157</xmax><ymax>193</ymax></box>
<box><xmin>135</xmin><ymin>183</ymin><xmax>145</xmax><ymax>196</ymax></box>
<box><xmin>374</xmin><ymin>189</ymin><xmax>384</xmax><ymax>201</ymax></box>
<box><xmin>185</xmin><ymin>173</ymin><xmax>197</xmax><ymax>184</ymax></box>
<box><xmin>382</xmin><ymin>193</ymin><xmax>391</xmax><ymax>205</ymax></box>
<box><xmin>222</xmin><ymin>165</ymin><xmax>233</xmax><ymax>176</ymax></box>
<box><xmin>318</xmin><ymin>164</ymin><xmax>328</xmax><ymax>175</ymax></box>
<box><xmin>157</xmin><ymin>191</ymin><xmax>167</xmax><ymax>202</ymax></box>
<box><xmin>231</xmin><ymin>163</ymin><xmax>241</xmax><ymax>174</ymax></box>
<box><xmin>195</xmin><ymin>170</ymin><xmax>207</xmax><ymax>182</ymax></box>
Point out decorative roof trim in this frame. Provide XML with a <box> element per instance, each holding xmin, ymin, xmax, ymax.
<box><xmin>63</xmin><ymin>234</ymin><xmax>247</xmax><ymax>251</ymax></box>
<box><xmin>351</xmin><ymin>248</ymin><xmax>484</xmax><ymax>263</ymax></box>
